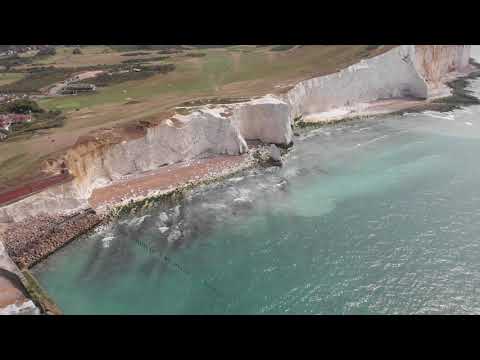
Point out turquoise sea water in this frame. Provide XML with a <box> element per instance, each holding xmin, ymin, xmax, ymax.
<box><xmin>33</xmin><ymin>76</ymin><xmax>480</xmax><ymax>314</ymax></box>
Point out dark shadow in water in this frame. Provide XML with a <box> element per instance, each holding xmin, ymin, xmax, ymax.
<box><xmin>131</xmin><ymin>233</ymin><xmax>226</xmax><ymax>299</ymax></box>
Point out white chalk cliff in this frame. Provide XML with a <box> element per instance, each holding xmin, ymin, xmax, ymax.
<box><xmin>413</xmin><ymin>45</ymin><xmax>471</xmax><ymax>98</ymax></box>
<box><xmin>66</xmin><ymin>110</ymin><xmax>249</xmax><ymax>199</ymax></box>
<box><xmin>0</xmin><ymin>45</ymin><xmax>473</xmax><ymax>223</ymax></box>
<box><xmin>285</xmin><ymin>45</ymin><xmax>428</xmax><ymax>119</ymax></box>
<box><xmin>231</xmin><ymin>95</ymin><xmax>293</xmax><ymax>145</ymax></box>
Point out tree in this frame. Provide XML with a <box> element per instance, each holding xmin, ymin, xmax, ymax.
<box><xmin>0</xmin><ymin>99</ymin><xmax>44</xmax><ymax>114</ymax></box>
<box><xmin>37</xmin><ymin>46</ymin><xmax>56</xmax><ymax>57</ymax></box>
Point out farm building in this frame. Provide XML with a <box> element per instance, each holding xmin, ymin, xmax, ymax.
<box><xmin>61</xmin><ymin>83</ymin><xmax>96</xmax><ymax>95</ymax></box>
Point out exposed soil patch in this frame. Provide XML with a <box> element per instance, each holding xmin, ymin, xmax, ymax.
<box><xmin>0</xmin><ymin>173</ymin><xmax>72</xmax><ymax>207</ymax></box>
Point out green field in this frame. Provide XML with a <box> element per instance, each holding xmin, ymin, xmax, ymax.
<box><xmin>0</xmin><ymin>72</ymin><xmax>25</xmax><ymax>86</ymax></box>
<box><xmin>38</xmin><ymin>46</ymin><xmax>382</xmax><ymax>112</ymax></box>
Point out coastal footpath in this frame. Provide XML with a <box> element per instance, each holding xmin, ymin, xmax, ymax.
<box><xmin>0</xmin><ymin>45</ymin><xmax>475</xmax><ymax>314</ymax></box>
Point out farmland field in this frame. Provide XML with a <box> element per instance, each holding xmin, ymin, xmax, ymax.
<box><xmin>0</xmin><ymin>73</ymin><xmax>25</xmax><ymax>86</ymax></box>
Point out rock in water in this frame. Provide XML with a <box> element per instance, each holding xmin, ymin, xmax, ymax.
<box><xmin>158</xmin><ymin>212</ymin><xmax>169</xmax><ymax>224</ymax></box>
<box><xmin>233</xmin><ymin>197</ymin><xmax>253</xmax><ymax>211</ymax></box>
<box><xmin>158</xmin><ymin>226</ymin><xmax>169</xmax><ymax>234</ymax></box>
<box><xmin>270</xmin><ymin>144</ymin><xmax>281</xmax><ymax>161</ymax></box>
<box><xmin>269</xmin><ymin>144</ymin><xmax>283</xmax><ymax>167</ymax></box>
<box><xmin>167</xmin><ymin>228</ymin><xmax>182</xmax><ymax>244</ymax></box>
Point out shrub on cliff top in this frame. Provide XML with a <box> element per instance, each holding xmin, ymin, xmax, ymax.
<box><xmin>86</xmin><ymin>64</ymin><xmax>176</xmax><ymax>87</ymax></box>
<box><xmin>37</xmin><ymin>47</ymin><xmax>56</xmax><ymax>57</ymax></box>
<box><xmin>0</xmin><ymin>99</ymin><xmax>44</xmax><ymax>114</ymax></box>
<box><xmin>270</xmin><ymin>45</ymin><xmax>296</xmax><ymax>52</ymax></box>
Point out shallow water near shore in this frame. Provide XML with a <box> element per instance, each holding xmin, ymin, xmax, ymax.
<box><xmin>33</xmin><ymin>68</ymin><xmax>480</xmax><ymax>314</ymax></box>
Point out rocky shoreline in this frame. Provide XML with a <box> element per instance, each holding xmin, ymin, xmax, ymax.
<box><xmin>2</xmin><ymin>211</ymin><xmax>103</xmax><ymax>269</ymax></box>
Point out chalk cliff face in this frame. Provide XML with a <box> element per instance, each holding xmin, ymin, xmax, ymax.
<box><xmin>283</xmin><ymin>45</ymin><xmax>429</xmax><ymax>119</ymax></box>
<box><xmin>231</xmin><ymin>96</ymin><xmax>293</xmax><ymax>145</ymax></box>
<box><xmin>414</xmin><ymin>45</ymin><xmax>471</xmax><ymax>97</ymax></box>
<box><xmin>283</xmin><ymin>45</ymin><xmax>472</xmax><ymax>119</ymax></box>
<box><xmin>67</xmin><ymin>97</ymin><xmax>296</xmax><ymax>200</ymax></box>
<box><xmin>66</xmin><ymin>111</ymin><xmax>249</xmax><ymax>199</ymax></box>
<box><xmin>0</xmin><ymin>182</ymin><xmax>85</xmax><ymax>223</ymax></box>
<box><xmin>0</xmin><ymin>45</ymin><xmax>473</xmax><ymax>223</ymax></box>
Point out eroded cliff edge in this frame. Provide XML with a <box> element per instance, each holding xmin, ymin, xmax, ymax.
<box><xmin>0</xmin><ymin>45</ymin><xmax>473</xmax><ymax>223</ymax></box>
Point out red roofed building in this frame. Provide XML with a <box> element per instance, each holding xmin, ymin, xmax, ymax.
<box><xmin>0</xmin><ymin>114</ymin><xmax>32</xmax><ymax>131</ymax></box>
